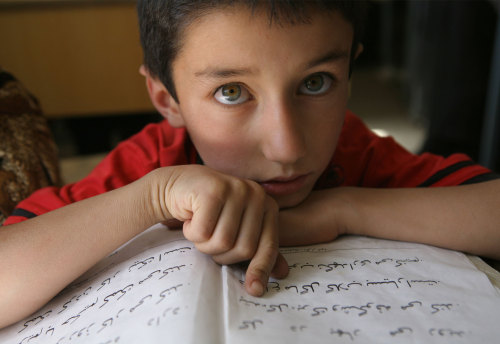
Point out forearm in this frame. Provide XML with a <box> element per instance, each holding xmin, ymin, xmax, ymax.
<box><xmin>336</xmin><ymin>180</ymin><xmax>500</xmax><ymax>259</ymax></box>
<box><xmin>0</xmin><ymin>173</ymin><xmax>164</xmax><ymax>327</ymax></box>
<box><xmin>279</xmin><ymin>180</ymin><xmax>500</xmax><ymax>259</ymax></box>
<box><xmin>0</xmin><ymin>164</ymin><xmax>289</xmax><ymax>328</ymax></box>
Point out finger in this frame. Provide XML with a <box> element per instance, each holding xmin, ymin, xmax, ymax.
<box><xmin>195</xmin><ymin>196</ymin><xmax>245</xmax><ymax>255</ymax></box>
<box><xmin>183</xmin><ymin>194</ymin><xmax>223</xmax><ymax>243</ymax></box>
<box><xmin>211</xmin><ymin>193</ymin><xmax>265</xmax><ymax>264</ymax></box>
<box><xmin>244</xmin><ymin>202</ymin><xmax>285</xmax><ymax>297</ymax></box>
<box><xmin>270</xmin><ymin>252</ymin><xmax>289</xmax><ymax>279</ymax></box>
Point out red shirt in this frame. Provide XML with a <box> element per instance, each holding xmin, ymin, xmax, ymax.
<box><xmin>4</xmin><ymin>111</ymin><xmax>496</xmax><ymax>225</ymax></box>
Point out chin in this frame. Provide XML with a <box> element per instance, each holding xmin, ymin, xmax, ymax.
<box><xmin>275</xmin><ymin>191</ymin><xmax>309</xmax><ymax>209</ymax></box>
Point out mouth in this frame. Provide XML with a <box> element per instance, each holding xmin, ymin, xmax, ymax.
<box><xmin>258</xmin><ymin>174</ymin><xmax>310</xmax><ymax>197</ymax></box>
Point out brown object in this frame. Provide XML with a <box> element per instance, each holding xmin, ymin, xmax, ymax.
<box><xmin>0</xmin><ymin>68</ymin><xmax>61</xmax><ymax>225</ymax></box>
<box><xmin>0</xmin><ymin>3</ymin><xmax>154</xmax><ymax>118</ymax></box>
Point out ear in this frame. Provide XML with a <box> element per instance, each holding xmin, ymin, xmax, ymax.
<box><xmin>139</xmin><ymin>65</ymin><xmax>185</xmax><ymax>128</ymax></box>
<box><xmin>348</xmin><ymin>44</ymin><xmax>364</xmax><ymax>98</ymax></box>
<box><xmin>354</xmin><ymin>43</ymin><xmax>364</xmax><ymax>60</ymax></box>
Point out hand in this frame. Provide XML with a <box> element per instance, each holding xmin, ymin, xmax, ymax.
<box><xmin>148</xmin><ymin>165</ymin><xmax>289</xmax><ymax>296</ymax></box>
<box><xmin>279</xmin><ymin>188</ymin><xmax>345</xmax><ymax>246</ymax></box>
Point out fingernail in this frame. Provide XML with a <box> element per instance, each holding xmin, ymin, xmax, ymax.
<box><xmin>251</xmin><ymin>280</ymin><xmax>264</xmax><ymax>296</ymax></box>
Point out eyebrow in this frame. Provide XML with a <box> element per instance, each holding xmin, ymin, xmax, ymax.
<box><xmin>194</xmin><ymin>67</ymin><xmax>255</xmax><ymax>79</ymax></box>
<box><xmin>306</xmin><ymin>49</ymin><xmax>350</xmax><ymax>69</ymax></box>
<box><xmin>194</xmin><ymin>49</ymin><xmax>350</xmax><ymax>80</ymax></box>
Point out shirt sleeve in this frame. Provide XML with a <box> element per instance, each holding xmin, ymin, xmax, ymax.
<box><xmin>332</xmin><ymin>111</ymin><xmax>499</xmax><ymax>188</ymax></box>
<box><xmin>3</xmin><ymin>121</ymin><xmax>189</xmax><ymax>226</ymax></box>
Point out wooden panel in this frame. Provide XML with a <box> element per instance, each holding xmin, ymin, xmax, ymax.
<box><xmin>0</xmin><ymin>3</ymin><xmax>155</xmax><ymax>117</ymax></box>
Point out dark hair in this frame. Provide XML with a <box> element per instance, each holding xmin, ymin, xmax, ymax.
<box><xmin>137</xmin><ymin>0</ymin><xmax>366</xmax><ymax>103</ymax></box>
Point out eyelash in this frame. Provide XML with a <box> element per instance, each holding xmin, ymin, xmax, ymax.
<box><xmin>213</xmin><ymin>83</ymin><xmax>252</xmax><ymax>106</ymax></box>
<box><xmin>299</xmin><ymin>72</ymin><xmax>336</xmax><ymax>96</ymax></box>
<box><xmin>212</xmin><ymin>72</ymin><xmax>336</xmax><ymax>107</ymax></box>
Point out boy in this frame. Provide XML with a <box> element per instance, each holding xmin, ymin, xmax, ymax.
<box><xmin>1</xmin><ymin>0</ymin><xmax>499</xmax><ymax>329</ymax></box>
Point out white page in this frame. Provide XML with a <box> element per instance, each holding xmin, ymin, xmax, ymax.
<box><xmin>0</xmin><ymin>224</ymin><xmax>224</xmax><ymax>344</ymax></box>
<box><xmin>224</xmin><ymin>236</ymin><xmax>500</xmax><ymax>343</ymax></box>
<box><xmin>1</xmin><ymin>226</ymin><xmax>499</xmax><ymax>343</ymax></box>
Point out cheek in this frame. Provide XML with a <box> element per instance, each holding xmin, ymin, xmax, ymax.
<box><xmin>310</xmin><ymin>122</ymin><xmax>342</xmax><ymax>174</ymax></box>
<box><xmin>179</xmin><ymin>97</ymin><xmax>262</xmax><ymax>176</ymax></box>
<box><xmin>187</xmin><ymin>121</ymin><xmax>256</xmax><ymax>175</ymax></box>
<box><xmin>306</xmin><ymin>102</ymin><xmax>346</xmax><ymax>163</ymax></box>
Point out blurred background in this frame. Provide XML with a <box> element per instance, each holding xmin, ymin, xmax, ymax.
<box><xmin>0</xmin><ymin>0</ymin><xmax>499</xmax><ymax>183</ymax></box>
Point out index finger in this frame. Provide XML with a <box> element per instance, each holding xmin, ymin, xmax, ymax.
<box><xmin>244</xmin><ymin>204</ymin><xmax>289</xmax><ymax>296</ymax></box>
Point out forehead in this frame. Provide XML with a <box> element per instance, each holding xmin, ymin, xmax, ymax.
<box><xmin>172</xmin><ymin>6</ymin><xmax>354</xmax><ymax>76</ymax></box>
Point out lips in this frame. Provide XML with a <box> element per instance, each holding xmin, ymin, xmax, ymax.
<box><xmin>259</xmin><ymin>174</ymin><xmax>310</xmax><ymax>197</ymax></box>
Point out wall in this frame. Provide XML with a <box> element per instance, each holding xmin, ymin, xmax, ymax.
<box><xmin>0</xmin><ymin>1</ymin><xmax>154</xmax><ymax>118</ymax></box>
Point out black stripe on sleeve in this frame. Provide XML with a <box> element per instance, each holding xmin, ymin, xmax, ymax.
<box><xmin>460</xmin><ymin>172</ymin><xmax>500</xmax><ymax>185</ymax></box>
<box><xmin>10</xmin><ymin>208</ymin><xmax>38</xmax><ymax>219</ymax></box>
<box><xmin>418</xmin><ymin>160</ymin><xmax>477</xmax><ymax>187</ymax></box>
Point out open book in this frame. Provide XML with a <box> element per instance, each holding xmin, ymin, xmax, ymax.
<box><xmin>1</xmin><ymin>224</ymin><xmax>499</xmax><ymax>343</ymax></box>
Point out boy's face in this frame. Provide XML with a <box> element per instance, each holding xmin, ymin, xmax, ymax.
<box><xmin>160</xmin><ymin>6</ymin><xmax>354</xmax><ymax>208</ymax></box>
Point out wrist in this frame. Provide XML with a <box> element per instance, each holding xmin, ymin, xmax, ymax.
<box><xmin>140</xmin><ymin>170</ymin><xmax>160</xmax><ymax>225</ymax></box>
<box><xmin>328</xmin><ymin>187</ymin><xmax>360</xmax><ymax>237</ymax></box>
<box><xmin>140</xmin><ymin>167</ymin><xmax>176</xmax><ymax>225</ymax></box>
<box><xmin>279</xmin><ymin>188</ymin><xmax>355</xmax><ymax>246</ymax></box>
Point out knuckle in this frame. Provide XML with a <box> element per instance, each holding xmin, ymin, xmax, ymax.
<box><xmin>217</xmin><ymin>234</ymin><xmax>236</xmax><ymax>252</ymax></box>
<box><xmin>248</xmin><ymin>245</ymin><xmax>278</xmax><ymax>278</ymax></box>
<box><xmin>265</xmin><ymin>197</ymin><xmax>279</xmax><ymax>213</ymax></box>
<box><xmin>194</xmin><ymin>241</ymin><xmax>220</xmax><ymax>256</ymax></box>
<box><xmin>250</xmin><ymin>264</ymin><xmax>270</xmax><ymax>281</ymax></box>
<box><xmin>234</xmin><ymin>244</ymin><xmax>257</xmax><ymax>261</ymax></box>
<box><xmin>198</xmin><ymin>227</ymin><xmax>214</xmax><ymax>242</ymax></box>
<box><xmin>267</xmin><ymin>232</ymin><xmax>280</xmax><ymax>249</ymax></box>
<box><xmin>194</xmin><ymin>242</ymin><xmax>211</xmax><ymax>255</ymax></box>
<box><xmin>257</xmin><ymin>237</ymin><xmax>279</xmax><ymax>261</ymax></box>
<box><xmin>231</xmin><ymin>178</ymin><xmax>249</xmax><ymax>199</ymax></box>
<box><xmin>205</xmin><ymin>178</ymin><xmax>228</xmax><ymax>199</ymax></box>
<box><xmin>247</xmin><ymin>179</ymin><xmax>263</xmax><ymax>192</ymax></box>
<box><xmin>250</xmin><ymin>183</ymin><xmax>267</xmax><ymax>202</ymax></box>
<box><xmin>184</xmin><ymin>225</ymin><xmax>211</xmax><ymax>243</ymax></box>
<box><xmin>211</xmin><ymin>255</ymin><xmax>225</xmax><ymax>265</ymax></box>
<box><xmin>183</xmin><ymin>220</ymin><xmax>216</xmax><ymax>243</ymax></box>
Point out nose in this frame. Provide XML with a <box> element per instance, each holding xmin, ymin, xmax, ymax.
<box><xmin>260</xmin><ymin>98</ymin><xmax>307</xmax><ymax>165</ymax></box>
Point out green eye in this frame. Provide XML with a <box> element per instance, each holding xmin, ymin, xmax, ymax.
<box><xmin>305</xmin><ymin>75</ymin><xmax>324</xmax><ymax>92</ymax></box>
<box><xmin>214</xmin><ymin>83</ymin><xmax>250</xmax><ymax>105</ymax></box>
<box><xmin>299</xmin><ymin>73</ymin><xmax>333</xmax><ymax>95</ymax></box>
<box><xmin>222</xmin><ymin>84</ymin><xmax>241</xmax><ymax>100</ymax></box>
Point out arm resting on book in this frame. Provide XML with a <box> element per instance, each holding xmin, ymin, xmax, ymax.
<box><xmin>0</xmin><ymin>165</ymin><xmax>288</xmax><ymax>328</ymax></box>
<box><xmin>279</xmin><ymin>179</ymin><xmax>500</xmax><ymax>260</ymax></box>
